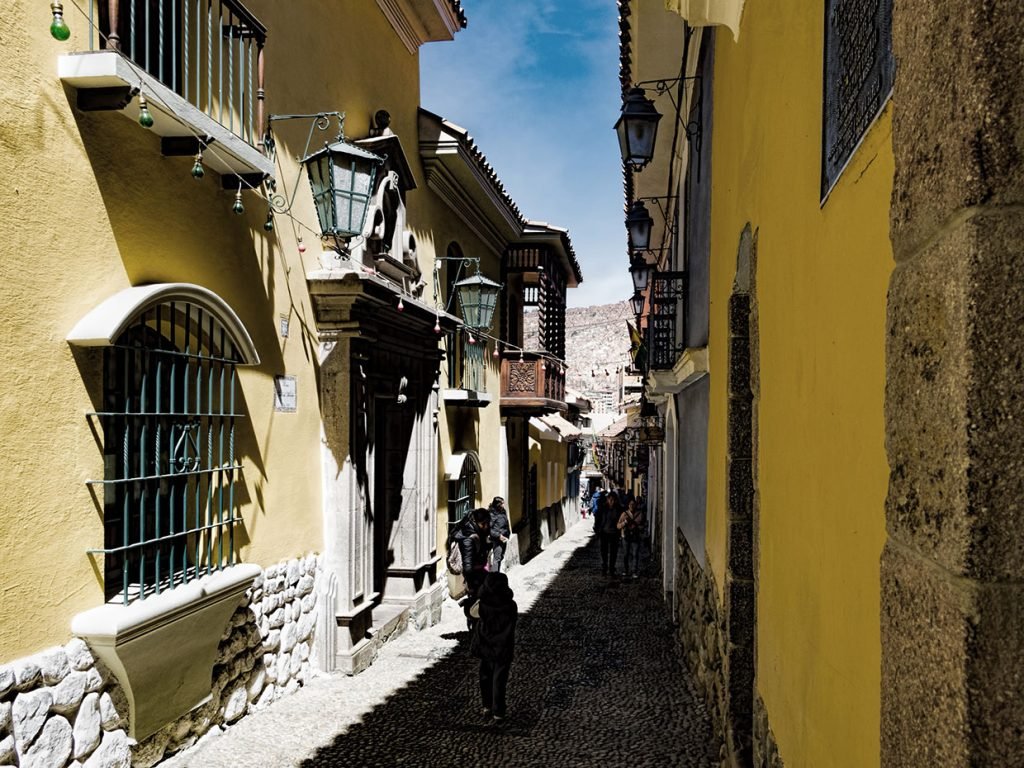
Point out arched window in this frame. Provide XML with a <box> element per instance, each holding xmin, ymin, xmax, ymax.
<box><xmin>445</xmin><ymin>451</ymin><xmax>481</xmax><ymax>537</ymax></box>
<box><xmin>69</xmin><ymin>285</ymin><xmax>259</xmax><ymax>604</ymax></box>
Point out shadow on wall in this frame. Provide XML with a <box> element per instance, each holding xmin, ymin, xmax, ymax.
<box><xmin>300</xmin><ymin>539</ymin><xmax>718</xmax><ymax>766</ymax></box>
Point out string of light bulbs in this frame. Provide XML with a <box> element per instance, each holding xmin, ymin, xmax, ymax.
<box><xmin>52</xmin><ymin>0</ymin><xmax>572</xmax><ymax>368</ymax></box>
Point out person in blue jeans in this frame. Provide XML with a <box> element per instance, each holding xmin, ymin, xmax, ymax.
<box><xmin>594</xmin><ymin>490</ymin><xmax>621</xmax><ymax>576</ymax></box>
<box><xmin>618</xmin><ymin>498</ymin><xmax>645</xmax><ymax>578</ymax></box>
<box><xmin>470</xmin><ymin>572</ymin><xmax>518</xmax><ymax>722</ymax></box>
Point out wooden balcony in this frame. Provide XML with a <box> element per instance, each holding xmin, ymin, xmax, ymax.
<box><xmin>500</xmin><ymin>352</ymin><xmax>567</xmax><ymax>415</ymax></box>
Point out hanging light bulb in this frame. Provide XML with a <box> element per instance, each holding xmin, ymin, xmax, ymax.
<box><xmin>137</xmin><ymin>94</ymin><xmax>154</xmax><ymax>128</ymax></box>
<box><xmin>263</xmin><ymin>210</ymin><xmax>274</xmax><ymax>232</ymax></box>
<box><xmin>467</xmin><ymin>332</ymin><xmax>475</xmax><ymax>345</ymax></box>
<box><xmin>492</xmin><ymin>343</ymin><xmax>500</xmax><ymax>359</ymax></box>
<box><xmin>519</xmin><ymin>349</ymin><xmax>524</xmax><ymax>361</ymax></box>
<box><xmin>397</xmin><ymin>297</ymin><xmax>405</xmax><ymax>312</ymax></box>
<box><xmin>191</xmin><ymin>151</ymin><xmax>204</xmax><ymax>180</ymax></box>
<box><xmin>297</xmin><ymin>236</ymin><xmax>307</xmax><ymax>253</ymax></box>
<box><xmin>50</xmin><ymin>1</ymin><xmax>71</xmax><ymax>40</ymax></box>
<box><xmin>232</xmin><ymin>184</ymin><xmax>244</xmax><ymax>215</ymax></box>
<box><xmin>433</xmin><ymin>316</ymin><xmax>441</xmax><ymax>334</ymax></box>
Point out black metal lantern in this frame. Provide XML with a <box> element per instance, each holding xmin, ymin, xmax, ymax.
<box><xmin>630</xmin><ymin>290</ymin><xmax>645</xmax><ymax>316</ymax></box>
<box><xmin>626</xmin><ymin>200</ymin><xmax>654</xmax><ymax>253</ymax></box>
<box><xmin>455</xmin><ymin>273</ymin><xmax>502</xmax><ymax>331</ymax></box>
<box><xmin>615</xmin><ymin>87</ymin><xmax>662</xmax><ymax>171</ymax></box>
<box><xmin>302</xmin><ymin>140</ymin><xmax>384</xmax><ymax>239</ymax></box>
<box><xmin>629</xmin><ymin>258</ymin><xmax>653</xmax><ymax>293</ymax></box>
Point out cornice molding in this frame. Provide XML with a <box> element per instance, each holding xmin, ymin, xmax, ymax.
<box><xmin>376</xmin><ymin>0</ymin><xmax>461</xmax><ymax>54</ymax></box>
<box><xmin>421</xmin><ymin>157</ymin><xmax>508</xmax><ymax>257</ymax></box>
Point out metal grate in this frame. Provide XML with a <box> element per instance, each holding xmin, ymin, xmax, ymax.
<box><xmin>447</xmin><ymin>459</ymin><xmax>478</xmax><ymax>537</ymax></box>
<box><xmin>649</xmin><ymin>271</ymin><xmax>687</xmax><ymax>370</ymax></box>
<box><xmin>88</xmin><ymin>302</ymin><xmax>245</xmax><ymax>604</ymax></box>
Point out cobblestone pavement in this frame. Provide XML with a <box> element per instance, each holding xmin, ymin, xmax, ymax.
<box><xmin>166</xmin><ymin>522</ymin><xmax>718</xmax><ymax>767</ymax></box>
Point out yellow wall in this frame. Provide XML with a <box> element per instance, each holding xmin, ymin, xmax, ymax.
<box><xmin>703</xmin><ymin>3</ymin><xmax>892</xmax><ymax>766</ymax></box>
<box><xmin>0</xmin><ymin>1</ymin><xmax>420</xmax><ymax>661</ymax></box>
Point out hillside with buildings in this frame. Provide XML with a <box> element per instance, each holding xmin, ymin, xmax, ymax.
<box><xmin>524</xmin><ymin>301</ymin><xmax>636</xmax><ymax>416</ymax></box>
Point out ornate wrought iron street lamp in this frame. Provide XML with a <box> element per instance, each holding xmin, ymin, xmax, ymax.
<box><xmin>630</xmin><ymin>290</ymin><xmax>646</xmax><ymax>316</ymax></box>
<box><xmin>302</xmin><ymin>140</ymin><xmax>384</xmax><ymax>240</ymax></box>
<box><xmin>615</xmin><ymin>87</ymin><xmax>662</xmax><ymax>171</ymax></box>
<box><xmin>626</xmin><ymin>200</ymin><xmax>654</xmax><ymax>253</ymax></box>
<box><xmin>629</xmin><ymin>257</ymin><xmax>653</xmax><ymax>293</ymax></box>
<box><xmin>455</xmin><ymin>273</ymin><xmax>502</xmax><ymax>331</ymax></box>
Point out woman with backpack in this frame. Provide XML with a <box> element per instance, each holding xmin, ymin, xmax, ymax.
<box><xmin>618</xmin><ymin>497</ymin><xmax>645</xmax><ymax>579</ymax></box>
<box><xmin>470</xmin><ymin>571</ymin><xmax>518</xmax><ymax>723</ymax></box>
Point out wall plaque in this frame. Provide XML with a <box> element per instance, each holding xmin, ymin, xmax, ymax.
<box><xmin>273</xmin><ymin>375</ymin><xmax>297</xmax><ymax>412</ymax></box>
<box><xmin>822</xmin><ymin>0</ymin><xmax>893</xmax><ymax>198</ymax></box>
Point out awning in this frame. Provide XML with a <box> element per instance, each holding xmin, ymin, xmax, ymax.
<box><xmin>528</xmin><ymin>416</ymin><xmax>560</xmax><ymax>441</ymax></box>
<box><xmin>541</xmin><ymin>414</ymin><xmax>582</xmax><ymax>440</ymax></box>
<box><xmin>598</xmin><ymin>415</ymin><xmax>628</xmax><ymax>439</ymax></box>
<box><xmin>664</xmin><ymin>0</ymin><xmax>745</xmax><ymax>41</ymax></box>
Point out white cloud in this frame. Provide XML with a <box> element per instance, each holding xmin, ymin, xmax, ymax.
<box><xmin>422</xmin><ymin>0</ymin><xmax>629</xmax><ymax>308</ymax></box>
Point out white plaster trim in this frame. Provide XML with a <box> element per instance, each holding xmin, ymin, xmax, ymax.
<box><xmin>441</xmin><ymin>388</ymin><xmax>494</xmax><ymax>406</ymax></box>
<box><xmin>529</xmin><ymin>416</ymin><xmax>560</xmax><ymax>442</ymax></box>
<box><xmin>58</xmin><ymin>51</ymin><xmax>274</xmax><ymax>179</ymax></box>
<box><xmin>71</xmin><ymin>563</ymin><xmax>260</xmax><ymax>741</ymax></box>
<box><xmin>444</xmin><ymin>450</ymin><xmax>481</xmax><ymax>481</ymax></box>
<box><xmin>648</xmin><ymin>347</ymin><xmax>709</xmax><ymax>395</ymax></box>
<box><xmin>663</xmin><ymin>0</ymin><xmax>746</xmax><ymax>41</ymax></box>
<box><xmin>67</xmin><ymin>283</ymin><xmax>260</xmax><ymax>365</ymax></box>
<box><xmin>376</xmin><ymin>0</ymin><xmax>460</xmax><ymax>54</ymax></box>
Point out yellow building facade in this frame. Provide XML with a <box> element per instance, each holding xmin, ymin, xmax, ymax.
<box><xmin>0</xmin><ymin>1</ymin><xmax>583</xmax><ymax>765</ymax></box>
<box><xmin>622</xmin><ymin>0</ymin><xmax>893</xmax><ymax>765</ymax></box>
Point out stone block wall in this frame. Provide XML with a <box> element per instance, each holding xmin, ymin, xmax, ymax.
<box><xmin>674</xmin><ymin>530</ymin><xmax>729</xmax><ymax>767</ymax></box>
<box><xmin>0</xmin><ymin>554</ymin><xmax>321</xmax><ymax>768</ymax></box>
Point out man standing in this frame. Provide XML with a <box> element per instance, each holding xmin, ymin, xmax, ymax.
<box><xmin>594</xmin><ymin>489</ymin><xmax>621</xmax><ymax>576</ymax></box>
<box><xmin>452</xmin><ymin>507</ymin><xmax>492</xmax><ymax>627</ymax></box>
<box><xmin>488</xmin><ymin>496</ymin><xmax>511</xmax><ymax>573</ymax></box>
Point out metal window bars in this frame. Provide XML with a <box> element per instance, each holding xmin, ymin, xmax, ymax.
<box><xmin>87</xmin><ymin>302</ymin><xmax>245</xmax><ymax>604</ymax></box>
<box><xmin>447</xmin><ymin>466</ymin><xmax>477</xmax><ymax>538</ymax></box>
<box><xmin>649</xmin><ymin>271</ymin><xmax>688</xmax><ymax>370</ymax></box>
<box><xmin>89</xmin><ymin>0</ymin><xmax>267</xmax><ymax>148</ymax></box>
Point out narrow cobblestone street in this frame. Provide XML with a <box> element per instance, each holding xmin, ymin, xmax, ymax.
<box><xmin>165</xmin><ymin>521</ymin><xmax>717</xmax><ymax>767</ymax></box>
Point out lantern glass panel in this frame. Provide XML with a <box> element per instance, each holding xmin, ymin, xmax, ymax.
<box><xmin>629</xmin><ymin>217</ymin><xmax>652</xmax><ymax>253</ymax></box>
<box><xmin>630</xmin><ymin>292</ymin><xmax>645</xmax><ymax>316</ymax></box>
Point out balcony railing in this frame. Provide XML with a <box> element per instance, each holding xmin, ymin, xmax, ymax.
<box><xmin>649</xmin><ymin>271</ymin><xmax>687</xmax><ymax>370</ymax></box>
<box><xmin>86</xmin><ymin>0</ymin><xmax>266</xmax><ymax>148</ymax></box>
<box><xmin>500</xmin><ymin>352</ymin><xmax>566</xmax><ymax>413</ymax></box>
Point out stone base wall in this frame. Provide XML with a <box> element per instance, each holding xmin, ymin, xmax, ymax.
<box><xmin>674</xmin><ymin>529</ymin><xmax>729</xmax><ymax>766</ymax></box>
<box><xmin>752</xmin><ymin>693</ymin><xmax>784</xmax><ymax>768</ymax></box>
<box><xmin>0</xmin><ymin>554</ymin><xmax>321</xmax><ymax>768</ymax></box>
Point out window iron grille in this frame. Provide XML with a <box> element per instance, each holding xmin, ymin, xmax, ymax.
<box><xmin>649</xmin><ymin>271</ymin><xmax>687</xmax><ymax>370</ymax></box>
<box><xmin>87</xmin><ymin>302</ymin><xmax>246</xmax><ymax>605</ymax></box>
<box><xmin>447</xmin><ymin>456</ymin><xmax>479</xmax><ymax>537</ymax></box>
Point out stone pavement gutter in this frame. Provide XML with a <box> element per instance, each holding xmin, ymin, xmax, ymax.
<box><xmin>165</xmin><ymin>519</ymin><xmax>717</xmax><ymax>767</ymax></box>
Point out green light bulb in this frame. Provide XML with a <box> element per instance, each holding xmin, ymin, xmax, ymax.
<box><xmin>50</xmin><ymin>2</ymin><xmax>70</xmax><ymax>40</ymax></box>
<box><xmin>138</xmin><ymin>95</ymin><xmax>154</xmax><ymax>128</ymax></box>
<box><xmin>263</xmin><ymin>214</ymin><xmax>274</xmax><ymax>232</ymax></box>
<box><xmin>232</xmin><ymin>191</ymin><xmax>245</xmax><ymax>215</ymax></box>
<box><xmin>191</xmin><ymin>155</ymin><xmax>204</xmax><ymax>179</ymax></box>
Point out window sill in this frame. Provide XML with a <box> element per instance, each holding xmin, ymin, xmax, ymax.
<box><xmin>442</xmin><ymin>388</ymin><xmax>493</xmax><ymax>408</ymax></box>
<box><xmin>71</xmin><ymin>563</ymin><xmax>261</xmax><ymax>741</ymax></box>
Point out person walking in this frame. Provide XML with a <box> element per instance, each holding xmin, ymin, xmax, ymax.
<box><xmin>488</xmin><ymin>496</ymin><xmax>511</xmax><ymax>573</ymax></box>
<box><xmin>451</xmin><ymin>507</ymin><xmax>492</xmax><ymax>627</ymax></box>
<box><xmin>594</xmin><ymin>490</ymin><xmax>621</xmax><ymax>576</ymax></box>
<box><xmin>618</xmin><ymin>498</ymin><xmax>645</xmax><ymax>578</ymax></box>
<box><xmin>470</xmin><ymin>572</ymin><xmax>518</xmax><ymax>722</ymax></box>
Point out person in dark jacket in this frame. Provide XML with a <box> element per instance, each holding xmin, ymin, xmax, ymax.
<box><xmin>594</xmin><ymin>490</ymin><xmax>621</xmax><ymax>576</ymax></box>
<box><xmin>470</xmin><ymin>572</ymin><xmax>518</xmax><ymax>722</ymax></box>
<box><xmin>488</xmin><ymin>496</ymin><xmax>511</xmax><ymax>573</ymax></box>
<box><xmin>452</xmin><ymin>507</ymin><xmax>491</xmax><ymax>626</ymax></box>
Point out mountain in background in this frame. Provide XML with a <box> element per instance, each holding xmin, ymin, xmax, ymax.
<box><xmin>524</xmin><ymin>301</ymin><xmax>634</xmax><ymax>414</ymax></box>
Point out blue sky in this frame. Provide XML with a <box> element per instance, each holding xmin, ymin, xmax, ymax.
<box><xmin>420</xmin><ymin>0</ymin><xmax>626</xmax><ymax>308</ymax></box>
